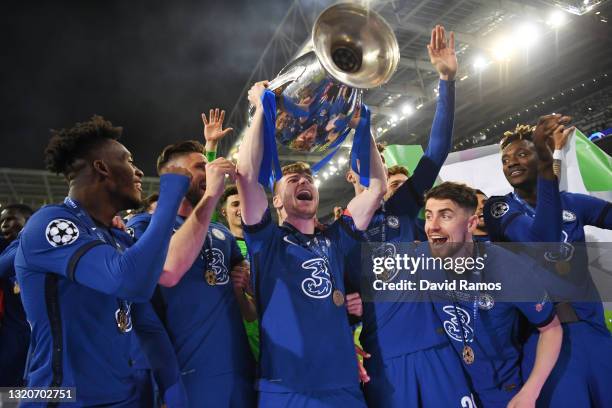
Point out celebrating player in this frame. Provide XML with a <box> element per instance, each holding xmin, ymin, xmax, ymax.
<box><xmin>236</xmin><ymin>74</ymin><xmax>386</xmax><ymax>406</ymax></box>
<box><xmin>484</xmin><ymin>119</ymin><xmax>612</xmax><ymax>406</ymax></box>
<box><xmin>15</xmin><ymin>116</ymin><xmax>189</xmax><ymax>406</ymax></box>
<box><xmin>424</xmin><ymin>182</ymin><xmax>563</xmax><ymax>407</ymax></box>
<box><xmin>127</xmin><ymin>109</ymin><xmax>256</xmax><ymax>407</ymax></box>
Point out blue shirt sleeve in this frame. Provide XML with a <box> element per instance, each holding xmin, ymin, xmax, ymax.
<box><xmin>484</xmin><ymin>178</ymin><xmax>562</xmax><ymax>242</ymax></box>
<box><xmin>19</xmin><ymin>174</ymin><xmax>188</xmax><ymax>302</ymax></box>
<box><xmin>131</xmin><ymin>301</ymin><xmax>187</xmax><ymax>405</ymax></box>
<box><xmin>385</xmin><ymin>80</ymin><xmax>455</xmax><ymax>217</ymax></box>
<box><xmin>0</xmin><ymin>240</ymin><xmax>18</xmax><ymax>279</ymax></box>
<box><xmin>126</xmin><ymin>214</ymin><xmax>153</xmax><ymax>241</ymax></box>
<box><xmin>568</xmin><ymin>193</ymin><xmax>612</xmax><ymax>229</ymax></box>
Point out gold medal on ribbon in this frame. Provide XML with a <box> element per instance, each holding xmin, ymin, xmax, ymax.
<box><xmin>332</xmin><ymin>289</ymin><xmax>345</xmax><ymax>307</ymax></box>
<box><xmin>555</xmin><ymin>261</ymin><xmax>571</xmax><ymax>276</ymax></box>
<box><xmin>204</xmin><ymin>270</ymin><xmax>216</xmax><ymax>286</ymax></box>
<box><xmin>117</xmin><ymin>310</ymin><xmax>130</xmax><ymax>333</ymax></box>
<box><xmin>13</xmin><ymin>282</ymin><xmax>20</xmax><ymax>295</ymax></box>
<box><xmin>462</xmin><ymin>345</ymin><xmax>475</xmax><ymax>365</ymax></box>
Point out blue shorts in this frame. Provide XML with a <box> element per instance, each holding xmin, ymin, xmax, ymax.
<box><xmin>181</xmin><ymin>370</ymin><xmax>255</xmax><ymax>408</ymax></box>
<box><xmin>258</xmin><ymin>386</ymin><xmax>366</xmax><ymax>408</ymax></box>
<box><xmin>364</xmin><ymin>344</ymin><xmax>476</xmax><ymax>407</ymax></box>
<box><xmin>522</xmin><ymin>321</ymin><xmax>612</xmax><ymax>408</ymax></box>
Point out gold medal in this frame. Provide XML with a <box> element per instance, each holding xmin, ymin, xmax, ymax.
<box><xmin>13</xmin><ymin>282</ymin><xmax>20</xmax><ymax>295</ymax></box>
<box><xmin>462</xmin><ymin>345</ymin><xmax>475</xmax><ymax>365</ymax></box>
<box><xmin>205</xmin><ymin>270</ymin><xmax>216</xmax><ymax>286</ymax></box>
<box><xmin>332</xmin><ymin>289</ymin><xmax>345</xmax><ymax>307</ymax></box>
<box><xmin>117</xmin><ymin>310</ymin><xmax>130</xmax><ymax>333</ymax></box>
<box><xmin>555</xmin><ymin>261</ymin><xmax>571</xmax><ymax>276</ymax></box>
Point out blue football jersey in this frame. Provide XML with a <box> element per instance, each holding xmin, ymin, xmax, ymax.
<box><xmin>485</xmin><ymin>190</ymin><xmax>612</xmax><ymax>332</ymax></box>
<box><xmin>15</xmin><ymin>203</ymin><xmax>153</xmax><ymax>404</ymax></box>
<box><xmin>243</xmin><ymin>209</ymin><xmax>361</xmax><ymax>392</ymax></box>
<box><xmin>430</xmin><ymin>244</ymin><xmax>555</xmax><ymax>404</ymax></box>
<box><xmin>0</xmin><ymin>239</ymin><xmax>30</xmax><ymax>387</ymax></box>
<box><xmin>127</xmin><ymin>214</ymin><xmax>254</xmax><ymax>380</ymax></box>
<box><xmin>343</xmin><ymin>79</ymin><xmax>455</xmax><ymax>359</ymax></box>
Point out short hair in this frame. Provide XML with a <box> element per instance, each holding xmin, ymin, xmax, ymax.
<box><xmin>273</xmin><ymin>162</ymin><xmax>312</xmax><ymax>194</ymax></box>
<box><xmin>44</xmin><ymin>115</ymin><xmax>123</xmax><ymax>175</ymax></box>
<box><xmin>156</xmin><ymin>140</ymin><xmax>205</xmax><ymax>174</ymax></box>
<box><xmin>387</xmin><ymin>165</ymin><xmax>409</xmax><ymax>178</ymax></box>
<box><xmin>220</xmin><ymin>185</ymin><xmax>239</xmax><ymax>207</ymax></box>
<box><xmin>376</xmin><ymin>142</ymin><xmax>387</xmax><ymax>153</ymax></box>
<box><xmin>424</xmin><ymin>182</ymin><xmax>478</xmax><ymax>213</ymax></box>
<box><xmin>500</xmin><ymin>124</ymin><xmax>535</xmax><ymax>151</ymax></box>
<box><xmin>1</xmin><ymin>203</ymin><xmax>35</xmax><ymax>219</ymax></box>
<box><xmin>474</xmin><ymin>189</ymin><xmax>488</xmax><ymax>198</ymax></box>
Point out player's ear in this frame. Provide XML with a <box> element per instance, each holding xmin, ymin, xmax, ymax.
<box><xmin>220</xmin><ymin>207</ymin><xmax>227</xmax><ymax>218</ymax></box>
<box><xmin>92</xmin><ymin>159</ymin><xmax>111</xmax><ymax>180</ymax></box>
<box><xmin>272</xmin><ymin>194</ymin><xmax>283</xmax><ymax>210</ymax></box>
<box><xmin>466</xmin><ymin>213</ymin><xmax>479</xmax><ymax>233</ymax></box>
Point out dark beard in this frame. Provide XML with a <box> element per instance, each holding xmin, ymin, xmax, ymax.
<box><xmin>185</xmin><ymin>185</ymin><xmax>203</xmax><ymax>207</ymax></box>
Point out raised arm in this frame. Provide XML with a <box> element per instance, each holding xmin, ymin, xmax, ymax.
<box><xmin>159</xmin><ymin>158</ymin><xmax>237</xmax><ymax>287</ymax></box>
<box><xmin>346</xmin><ymin>129</ymin><xmax>387</xmax><ymax>231</ymax></box>
<box><xmin>236</xmin><ymin>81</ymin><xmax>270</xmax><ymax>225</ymax></box>
<box><xmin>386</xmin><ymin>26</ymin><xmax>456</xmax><ymax>216</ymax></box>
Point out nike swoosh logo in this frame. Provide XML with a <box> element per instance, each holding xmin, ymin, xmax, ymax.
<box><xmin>283</xmin><ymin>236</ymin><xmax>300</xmax><ymax>246</ymax></box>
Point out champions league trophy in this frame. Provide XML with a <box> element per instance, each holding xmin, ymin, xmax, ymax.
<box><xmin>254</xmin><ymin>3</ymin><xmax>399</xmax><ymax>186</ymax></box>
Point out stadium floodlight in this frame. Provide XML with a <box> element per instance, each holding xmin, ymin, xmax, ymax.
<box><xmin>314</xmin><ymin>179</ymin><xmax>321</xmax><ymax>188</ymax></box>
<box><xmin>473</xmin><ymin>56</ymin><xmax>488</xmax><ymax>72</ymax></box>
<box><xmin>493</xmin><ymin>36</ymin><xmax>514</xmax><ymax>61</ymax></box>
<box><xmin>401</xmin><ymin>104</ymin><xmax>414</xmax><ymax>115</ymax></box>
<box><xmin>547</xmin><ymin>10</ymin><xmax>568</xmax><ymax>27</ymax></box>
<box><xmin>515</xmin><ymin>23</ymin><xmax>539</xmax><ymax>48</ymax></box>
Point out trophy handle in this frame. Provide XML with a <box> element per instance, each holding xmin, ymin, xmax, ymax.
<box><xmin>248</xmin><ymin>66</ymin><xmax>307</xmax><ymax>118</ymax></box>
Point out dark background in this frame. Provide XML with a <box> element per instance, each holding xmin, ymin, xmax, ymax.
<box><xmin>0</xmin><ymin>0</ymin><xmax>289</xmax><ymax>176</ymax></box>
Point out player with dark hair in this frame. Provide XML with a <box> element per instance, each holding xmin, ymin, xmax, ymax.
<box><xmin>0</xmin><ymin>203</ymin><xmax>34</xmax><ymax>387</ymax></box>
<box><xmin>484</xmin><ymin>119</ymin><xmax>612</xmax><ymax>407</ymax></box>
<box><xmin>472</xmin><ymin>189</ymin><xmax>489</xmax><ymax>242</ymax></box>
<box><xmin>219</xmin><ymin>184</ymin><xmax>261</xmax><ymax>360</ymax></box>
<box><xmin>15</xmin><ymin>115</ymin><xmax>190</xmax><ymax>406</ymax></box>
<box><xmin>127</xmin><ymin>110</ymin><xmax>256</xmax><ymax>407</ymax></box>
<box><xmin>424</xmin><ymin>182</ymin><xmax>563</xmax><ymax>407</ymax></box>
<box><xmin>339</xmin><ymin>26</ymin><xmax>472</xmax><ymax>407</ymax></box>
<box><xmin>237</xmin><ymin>73</ymin><xmax>386</xmax><ymax>406</ymax></box>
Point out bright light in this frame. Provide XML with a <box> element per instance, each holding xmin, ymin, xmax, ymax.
<box><xmin>493</xmin><ymin>36</ymin><xmax>515</xmax><ymax>61</ymax></box>
<box><xmin>401</xmin><ymin>104</ymin><xmax>414</xmax><ymax>115</ymax></box>
<box><xmin>515</xmin><ymin>23</ymin><xmax>539</xmax><ymax>48</ymax></box>
<box><xmin>329</xmin><ymin>165</ymin><xmax>337</xmax><ymax>173</ymax></box>
<box><xmin>547</xmin><ymin>10</ymin><xmax>567</xmax><ymax>28</ymax></box>
<box><xmin>390</xmin><ymin>114</ymin><xmax>398</xmax><ymax>122</ymax></box>
<box><xmin>416</xmin><ymin>103</ymin><xmax>423</xmax><ymax>110</ymax></box>
<box><xmin>473</xmin><ymin>56</ymin><xmax>488</xmax><ymax>71</ymax></box>
<box><xmin>314</xmin><ymin>180</ymin><xmax>321</xmax><ymax>188</ymax></box>
<box><xmin>338</xmin><ymin>156</ymin><xmax>348</xmax><ymax>165</ymax></box>
<box><xmin>460</xmin><ymin>75</ymin><xmax>469</xmax><ymax>81</ymax></box>
<box><xmin>323</xmin><ymin>172</ymin><xmax>329</xmax><ymax>179</ymax></box>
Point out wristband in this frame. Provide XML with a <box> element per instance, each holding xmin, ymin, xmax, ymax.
<box><xmin>206</xmin><ymin>150</ymin><xmax>217</xmax><ymax>163</ymax></box>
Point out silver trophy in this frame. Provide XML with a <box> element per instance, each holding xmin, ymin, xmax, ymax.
<box><xmin>264</xmin><ymin>3</ymin><xmax>400</xmax><ymax>153</ymax></box>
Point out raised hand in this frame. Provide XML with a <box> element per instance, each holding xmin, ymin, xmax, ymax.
<box><xmin>202</xmin><ymin>108</ymin><xmax>233</xmax><ymax>151</ymax></box>
<box><xmin>533</xmin><ymin>114</ymin><xmax>571</xmax><ymax>162</ymax></box>
<box><xmin>204</xmin><ymin>157</ymin><xmax>236</xmax><ymax>200</ymax></box>
<box><xmin>247</xmin><ymin>81</ymin><xmax>269</xmax><ymax>108</ymax></box>
<box><xmin>427</xmin><ymin>25</ymin><xmax>457</xmax><ymax>81</ymax></box>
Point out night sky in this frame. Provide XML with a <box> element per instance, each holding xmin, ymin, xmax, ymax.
<box><xmin>1</xmin><ymin>0</ymin><xmax>290</xmax><ymax>176</ymax></box>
